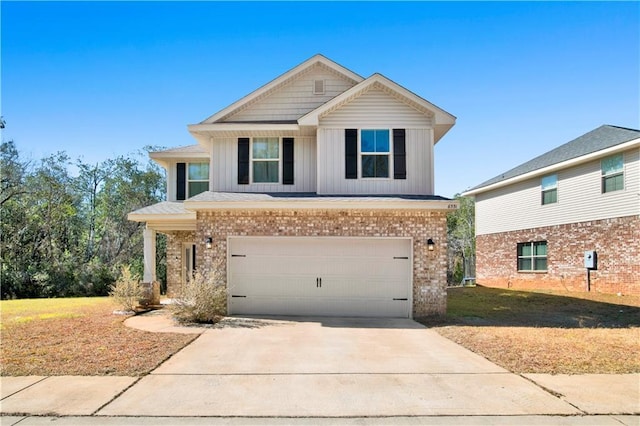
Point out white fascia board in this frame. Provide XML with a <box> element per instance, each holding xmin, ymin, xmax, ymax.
<box><xmin>150</xmin><ymin>149</ymin><xmax>210</xmax><ymax>169</ymax></box>
<box><xmin>371</xmin><ymin>74</ymin><xmax>456</xmax><ymax>126</ymax></box>
<box><xmin>146</xmin><ymin>221</ymin><xmax>197</xmax><ymax>232</ymax></box>
<box><xmin>127</xmin><ymin>212</ymin><xmax>196</xmax><ymax>223</ymax></box>
<box><xmin>463</xmin><ymin>137</ymin><xmax>640</xmax><ymax>197</ymax></box>
<box><xmin>188</xmin><ymin>123</ymin><xmax>301</xmax><ymax>133</ymax></box>
<box><xmin>184</xmin><ymin>199</ymin><xmax>459</xmax><ymax>212</ymax></box>
<box><xmin>298</xmin><ymin>74</ymin><xmax>456</xmax><ymax>141</ymax></box>
<box><xmin>201</xmin><ymin>55</ymin><xmax>364</xmax><ymax>124</ymax></box>
<box><xmin>149</xmin><ymin>151</ymin><xmax>209</xmax><ymax>160</ymax></box>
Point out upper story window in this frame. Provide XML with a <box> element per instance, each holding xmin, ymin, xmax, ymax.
<box><xmin>237</xmin><ymin>137</ymin><xmax>294</xmax><ymax>186</ymax></box>
<box><xmin>176</xmin><ymin>162</ymin><xmax>209</xmax><ymax>201</ymax></box>
<box><xmin>345</xmin><ymin>128</ymin><xmax>406</xmax><ymax>181</ymax></box>
<box><xmin>517</xmin><ymin>241</ymin><xmax>547</xmax><ymax>272</ymax></box>
<box><xmin>361</xmin><ymin>129</ymin><xmax>390</xmax><ymax>178</ymax></box>
<box><xmin>252</xmin><ymin>137</ymin><xmax>280</xmax><ymax>183</ymax></box>
<box><xmin>187</xmin><ymin>163</ymin><xmax>209</xmax><ymax>198</ymax></box>
<box><xmin>541</xmin><ymin>174</ymin><xmax>558</xmax><ymax>205</ymax></box>
<box><xmin>601</xmin><ymin>154</ymin><xmax>624</xmax><ymax>193</ymax></box>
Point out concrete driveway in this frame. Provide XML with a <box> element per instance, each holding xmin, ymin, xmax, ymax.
<box><xmin>97</xmin><ymin>316</ymin><xmax>580</xmax><ymax>417</ymax></box>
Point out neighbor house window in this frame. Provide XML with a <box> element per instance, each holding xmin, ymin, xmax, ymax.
<box><xmin>187</xmin><ymin>163</ymin><xmax>209</xmax><ymax>198</ymax></box>
<box><xmin>601</xmin><ymin>154</ymin><xmax>624</xmax><ymax>193</ymax></box>
<box><xmin>361</xmin><ymin>129</ymin><xmax>390</xmax><ymax>178</ymax></box>
<box><xmin>252</xmin><ymin>137</ymin><xmax>279</xmax><ymax>183</ymax></box>
<box><xmin>517</xmin><ymin>241</ymin><xmax>547</xmax><ymax>272</ymax></box>
<box><xmin>541</xmin><ymin>174</ymin><xmax>558</xmax><ymax>205</ymax></box>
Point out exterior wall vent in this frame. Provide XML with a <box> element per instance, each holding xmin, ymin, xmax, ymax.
<box><xmin>313</xmin><ymin>79</ymin><xmax>325</xmax><ymax>95</ymax></box>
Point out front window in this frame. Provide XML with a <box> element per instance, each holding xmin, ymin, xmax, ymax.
<box><xmin>361</xmin><ymin>129</ymin><xmax>390</xmax><ymax>178</ymax></box>
<box><xmin>188</xmin><ymin>163</ymin><xmax>209</xmax><ymax>197</ymax></box>
<box><xmin>517</xmin><ymin>241</ymin><xmax>547</xmax><ymax>272</ymax></box>
<box><xmin>252</xmin><ymin>137</ymin><xmax>279</xmax><ymax>183</ymax></box>
<box><xmin>601</xmin><ymin>154</ymin><xmax>624</xmax><ymax>193</ymax></box>
<box><xmin>541</xmin><ymin>174</ymin><xmax>557</xmax><ymax>205</ymax></box>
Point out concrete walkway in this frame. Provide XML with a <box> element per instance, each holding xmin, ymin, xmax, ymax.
<box><xmin>1</xmin><ymin>312</ymin><xmax>638</xmax><ymax>425</ymax></box>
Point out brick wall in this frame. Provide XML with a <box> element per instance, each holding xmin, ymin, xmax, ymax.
<box><xmin>477</xmin><ymin>215</ymin><xmax>640</xmax><ymax>295</ymax></box>
<box><xmin>192</xmin><ymin>209</ymin><xmax>449</xmax><ymax>317</ymax></box>
<box><xmin>165</xmin><ymin>231</ymin><xmax>196</xmax><ymax>297</ymax></box>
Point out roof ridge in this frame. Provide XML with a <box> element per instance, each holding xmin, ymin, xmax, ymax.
<box><xmin>464</xmin><ymin>124</ymin><xmax>640</xmax><ymax>194</ymax></box>
<box><xmin>602</xmin><ymin>124</ymin><xmax>640</xmax><ymax>133</ymax></box>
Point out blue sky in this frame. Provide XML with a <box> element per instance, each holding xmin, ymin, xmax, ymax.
<box><xmin>2</xmin><ymin>1</ymin><xmax>638</xmax><ymax>197</ymax></box>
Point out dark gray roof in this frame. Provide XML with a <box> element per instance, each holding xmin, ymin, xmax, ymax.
<box><xmin>467</xmin><ymin>125</ymin><xmax>640</xmax><ymax>192</ymax></box>
<box><xmin>187</xmin><ymin>192</ymin><xmax>451</xmax><ymax>203</ymax></box>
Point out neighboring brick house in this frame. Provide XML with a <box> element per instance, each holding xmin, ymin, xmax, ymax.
<box><xmin>128</xmin><ymin>55</ymin><xmax>458</xmax><ymax>317</ymax></box>
<box><xmin>463</xmin><ymin>125</ymin><xmax>640</xmax><ymax>295</ymax></box>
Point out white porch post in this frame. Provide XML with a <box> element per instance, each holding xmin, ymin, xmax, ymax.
<box><xmin>143</xmin><ymin>227</ymin><xmax>157</xmax><ymax>283</ymax></box>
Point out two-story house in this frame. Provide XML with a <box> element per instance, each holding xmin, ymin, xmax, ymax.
<box><xmin>128</xmin><ymin>55</ymin><xmax>458</xmax><ymax>317</ymax></box>
<box><xmin>463</xmin><ymin>125</ymin><xmax>640</xmax><ymax>295</ymax></box>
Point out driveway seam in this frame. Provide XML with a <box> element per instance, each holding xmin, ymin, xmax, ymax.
<box><xmin>518</xmin><ymin>373</ymin><xmax>587</xmax><ymax>415</ymax></box>
<box><xmin>90</xmin><ymin>376</ymin><xmax>143</xmax><ymax>416</ymax></box>
<box><xmin>0</xmin><ymin>377</ymin><xmax>48</xmax><ymax>401</ymax></box>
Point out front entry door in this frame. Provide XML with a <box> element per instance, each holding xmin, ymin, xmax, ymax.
<box><xmin>182</xmin><ymin>243</ymin><xmax>196</xmax><ymax>285</ymax></box>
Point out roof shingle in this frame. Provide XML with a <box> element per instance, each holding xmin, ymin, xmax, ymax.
<box><xmin>467</xmin><ymin>125</ymin><xmax>640</xmax><ymax>192</ymax></box>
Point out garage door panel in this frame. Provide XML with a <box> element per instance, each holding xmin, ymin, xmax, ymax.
<box><xmin>326</xmin><ymin>259</ymin><xmax>409</xmax><ymax>280</ymax></box>
<box><xmin>231</xmin><ymin>256</ymin><xmax>327</xmax><ymax>276</ymax></box>
<box><xmin>230</xmin><ymin>274</ymin><xmax>318</xmax><ymax>298</ymax></box>
<box><xmin>227</xmin><ymin>237</ymin><xmax>411</xmax><ymax>318</ymax></box>
<box><xmin>230</xmin><ymin>297</ymin><xmax>408</xmax><ymax>318</ymax></box>
<box><xmin>320</xmin><ymin>277</ymin><xmax>408</xmax><ymax>299</ymax></box>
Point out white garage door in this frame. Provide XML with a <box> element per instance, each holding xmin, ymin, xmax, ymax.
<box><xmin>227</xmin><ymin>237</ymin><xmax>411</xmax><ymax>317</ymax></box>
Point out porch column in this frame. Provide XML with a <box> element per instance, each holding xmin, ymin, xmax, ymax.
<box><xmin>143</xmin><ymin>227</ymin><xmax>157</xmax><ymax>283</ymax></box>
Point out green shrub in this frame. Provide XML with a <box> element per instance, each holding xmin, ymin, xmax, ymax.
<box><xmin>109</xmin><ymin>265</ymin><xmax>143</xmax><ymax>312</ymax></box>
<box><xmin>171</xmin><ymin>271</ymin><xmax>226</xmax><ymax>324</ymax></box>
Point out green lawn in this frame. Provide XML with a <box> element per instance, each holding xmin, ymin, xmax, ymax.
<box><xmin>1</xmin><ymin>297</ymin><xmax>114</xmax><ymax>327</ymax></box>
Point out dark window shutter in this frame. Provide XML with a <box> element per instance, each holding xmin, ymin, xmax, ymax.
<box><xmin>345</xmin><ymin>129</ymin><xmax>358</xmax><ymax>179</ymax></box>
<box><xmin>283</xmin><ymin>137</ymin><xmax>295</xmax><ymax>185</ymax></box>
<box><xmin>393</xmin><ymin>129</ymin><xmax>406</xmax><ymax>180</ymax></box>
<box><xmin>176</xmin><ymin>162</ymin><xmax>186</xmax><ymax>200</ymax></box>
<box><xmin>237</xmin><ymin>138</ymin><xmax>250</xmax><ymax>185</ymax></box>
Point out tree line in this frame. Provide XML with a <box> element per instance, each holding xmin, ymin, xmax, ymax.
<box><xmin>447</xmin><ymin>194</ymin><xmax>476</xmax><ymax>285</ymax></box>
<box><xmin>0</xmin><ymin>139</ymin><xmax>167</xmax><ymax>299</ymax></box>
<box><xmin>1</xmin><ymin>132</ymin><xmax>476</xmax><ymax>298</ymax></box>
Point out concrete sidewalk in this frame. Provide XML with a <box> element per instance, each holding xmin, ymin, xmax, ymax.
<box><xmin>2</xmin><ymin>414</ymin><xmax>640</xmax><ymax>425</ymax></box>
<box><xmin>1</xmin><ymin>313</ymin><xmax>638</xmax><ymax>424</ymax></box>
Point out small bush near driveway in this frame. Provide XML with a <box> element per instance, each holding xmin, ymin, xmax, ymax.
<box><xmin>171</xmin><ymin>271</ymin><xmax>227</xmax><ymax>324</ymax></box>
<box><xmin>418</xmin><ymin>286</ymin><xmax>640</xmax><ymax>374</ymax></box>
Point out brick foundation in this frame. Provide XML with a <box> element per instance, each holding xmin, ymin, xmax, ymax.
<box><xmin>190</xmin><ymin>209</ymin><xmax>448</xmax><ymax>317</ymax></box>
<box><xmin>477</xmin><ymin>215</ymin><xmax>640</xmax><ymax>295</ymax></box>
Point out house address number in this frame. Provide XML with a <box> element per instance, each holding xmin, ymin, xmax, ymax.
<box><xmin>447</xmin><ymin>204</ymin><xmax>459</xmax><ymax>209</ymax></box>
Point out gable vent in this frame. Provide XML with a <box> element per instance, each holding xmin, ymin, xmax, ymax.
<box><xmin>313</xmin><ymin>79</ymin><xmax>325</xmax><ymax>95</ymax></box>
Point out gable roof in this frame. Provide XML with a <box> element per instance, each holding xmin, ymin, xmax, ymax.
<box><xmin>298</xmin><ymin>73</ymin><xmax>456</xmax><ymax>143</ymax></box>
<box><xmin>201</xmin><ymin>54</ymin><xmax>364</xmax><ymax>124</ymax></box>
<box><xmin>464</xmin><ymin>125</ymin><xmax>640</xmax><ymax>195</ymax></box>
